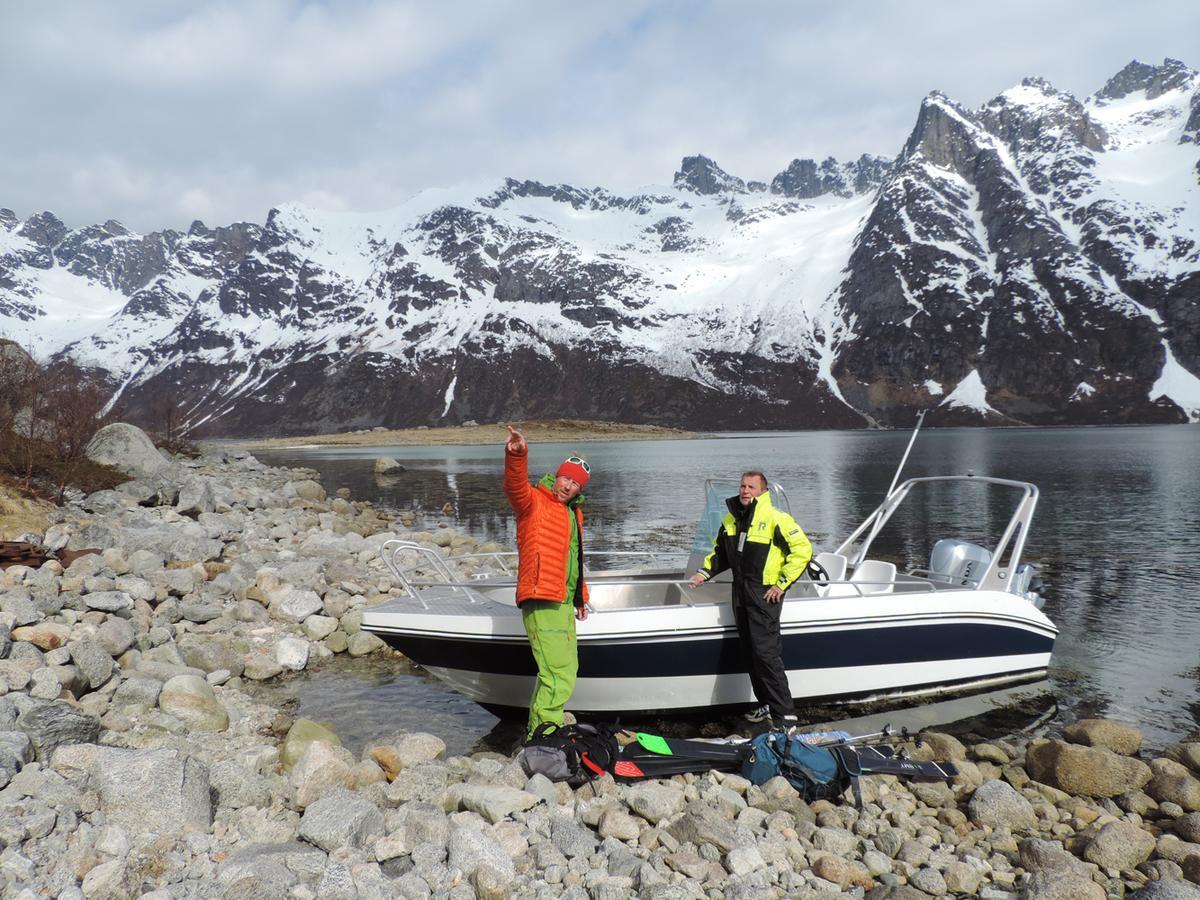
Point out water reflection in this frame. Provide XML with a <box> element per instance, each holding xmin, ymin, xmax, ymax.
<box><xmin>255</xmin><ymin>425</ymin><xmax>1200</xmax><ymax>749</ymax></box>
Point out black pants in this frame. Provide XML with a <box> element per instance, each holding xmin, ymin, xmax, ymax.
<box><xmin>733</xmin><ymin>581</ymin><xmax>795</xmax><ymax>717</ymax></box>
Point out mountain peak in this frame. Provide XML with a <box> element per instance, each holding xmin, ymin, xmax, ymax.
<box><xmin>770</xmin><ymin>155</ymin><xmax>890</xmax><ymax>199</ymax></box>
<box><xmin>673</xmin><ymin>155</ymin><xmax>746</xmax><ymax>195</ymax></box>
<box><xmin>1097</xmin><ymin>57</ymin><xmax>1197</xmax><ymax>102</ymax></box>
<box><xmin>16</xmin><ymin>211</ymin><xmax>68</xmax><ymax>247</ymax></box>
<box><xmin>0</xmin><ymin>208</ymin><xmax>16</xmax><ymax>230</ymax></box>
<box><xmin>902</xmin><ymin>92</ymin><xmax>986</xmax><ymax>170</ymax></box>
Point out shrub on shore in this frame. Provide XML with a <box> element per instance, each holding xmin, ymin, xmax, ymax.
<box><xmin>0</xmin><ymin>339</ymin><xmax>126</xmax><ymax>500</ymax></box>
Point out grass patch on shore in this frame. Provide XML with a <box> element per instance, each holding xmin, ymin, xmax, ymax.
<box><xmin>231</xmin><ymin>418</ymin><xmax>698</xmax><ymax>450</ymax></box>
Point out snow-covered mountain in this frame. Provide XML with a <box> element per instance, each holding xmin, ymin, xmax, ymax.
<box><xmin>2</xmin><ymin>58</ymin><xmax>1198</xmax><ymax>435</ymax></box>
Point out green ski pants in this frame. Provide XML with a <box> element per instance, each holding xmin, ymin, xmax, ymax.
<box><xmin>521</xmin><ymin>598</ymin><xmax>578</xmax><ymax>736</ymax></box>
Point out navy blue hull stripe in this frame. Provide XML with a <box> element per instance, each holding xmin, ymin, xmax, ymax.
<box><xmin>380</xmin><ymin>621</ymin><xmax>1054</xmax><ymax>679</ymax></box>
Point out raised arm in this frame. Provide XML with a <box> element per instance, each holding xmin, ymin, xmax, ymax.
<box><xmin>503</xmin><ymin>425</ymin><xmax>534</xmax><ymax>515</ymax></box>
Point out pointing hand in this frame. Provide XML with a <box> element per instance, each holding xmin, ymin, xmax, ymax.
<box><xmin>505</xmin><ymin>425</ymin><xmax>527</xmax><ymax>454</ymax></box>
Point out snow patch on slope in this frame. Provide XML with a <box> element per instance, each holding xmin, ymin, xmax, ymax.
<box><xmin>940</xmin><ymin>370</ymin><xmax>998</xmax><ymax>415</ymax></box>
<box><xmin>1151</xmin><ymin>341</ymin><xmax>1200</xmax><ymax>421</ymax></box>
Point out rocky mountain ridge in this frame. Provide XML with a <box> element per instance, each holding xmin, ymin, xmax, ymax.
<box><xmin>1</xmin><ymin>57</ymin><xmax>1198</xmax><ymax>435</ymax></box>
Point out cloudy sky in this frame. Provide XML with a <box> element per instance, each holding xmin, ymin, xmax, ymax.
<box><xmin>3</xmin><ymin>0</ymin><xmax>1199</xmax><ymax>232</ymax></box>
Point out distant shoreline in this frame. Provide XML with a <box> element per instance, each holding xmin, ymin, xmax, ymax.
<box><xmin>228</xmin><ymin>419</ymin><xmax>699</xmax><ymax>450</ymax></box>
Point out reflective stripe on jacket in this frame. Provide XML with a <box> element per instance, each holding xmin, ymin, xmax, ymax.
<box><xmin>504</xmin><ymin>448</ymin><xmax>589</xmax><ymax>606</ymax></box>
<box><xmin>697</xmin><ymin>491</ymin><xmax>812</xmax><ymax>592</ymax></box>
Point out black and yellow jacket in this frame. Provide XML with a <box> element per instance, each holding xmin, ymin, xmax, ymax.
<box><xmin>695</xmin><ymin>491</ymin><xmax>812</xmax><ymax>593</ymax></box>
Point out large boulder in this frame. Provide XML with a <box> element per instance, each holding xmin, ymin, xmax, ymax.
<box><xmin>1166</xmin><ymin>743</ymin><xmax>1200</xmax><ymax>776</ymax></box>
<box><xmin>1025</xmin><ymin>738</ymin><xmax>1152</xmax><ymax>797</ymax></box>
<box><xmin>85</xmin><ymin>423</ymin><xmax>169</xmax><ymax>479</ymax></box>
<box><xmin>1147</xmin><ymin>758</ymin><xmax>1200</xmax><ymax>812</ymax></box>
<box><xmin>297</xmin><ymin>788</ymin><xmax>384</xmax><ymax>852</ymax></box>
<box><xmin>967</xmin><ymin>778</ymin><xmax>1037</xmax><ymax>832</ymax></box>
<box><xmin>1128</xmin><ymin>881</ymin><xmax>1200</xmax><ymax>899</ymax></box>
<box><xmin>1084</xmin><ymin>820</ymin><xmax>1157</xmax><ymax>871</ymax></box>
<box><xmin>158</xmin><ymin>674</ymin><xmax>229</xmax><ymax>731</ymax></box>
<box><xmin>16</xmin><ymin>700</ymin><xmax>100</xmax><ymax>760</ymax></box>
<box><xmin>290</xmin><ymin>740</ymin><xmax>356</xmax><ymax>808</ymax></box>
<box><xmin>448</xmin><ymin>825</ymin><xmax>516</xmax><ymax>880</ymax></box>
<box><xmin>625</xmin><ymin>781</ymin><xmax>686</xmax><ymax>824</ymax></box>
<box><xmin>281</xmin><ymin>719</ymin><xmax>342</xmax><ymax>771</ymax></box>
<box><xmin>52</xmin><ymin>744</ymin><xmax>211</xmax><ymax>833</ymax></box>
<box><xmin>1063</xmin><ymin>719</ymin><xmax>1144</xmax><ymax>756</ymax></box>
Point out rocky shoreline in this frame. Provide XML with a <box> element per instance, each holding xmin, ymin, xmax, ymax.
<box><xmin>1</xmin><ymin>427</ymin><xmax>1199</xmax><ymax>898</ymax></box>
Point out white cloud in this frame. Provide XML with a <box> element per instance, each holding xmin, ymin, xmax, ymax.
<box><xmin>1</xmin><ymin>0</ymin><xmax>1198</xmax><ymax>231</ymax></box>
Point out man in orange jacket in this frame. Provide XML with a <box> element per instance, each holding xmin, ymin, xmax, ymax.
<box><xmin>504</xmin><ymin>425</ymin><xmax>591</xmax><ymax>737</ymax></box>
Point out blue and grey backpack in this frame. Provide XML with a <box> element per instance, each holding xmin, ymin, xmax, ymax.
<box><xmin>741</xmin><ymin>731</ymin><xmax>859</xmax><ymax>802</ymax></box>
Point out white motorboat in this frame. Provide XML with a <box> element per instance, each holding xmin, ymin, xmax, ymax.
<box><xmin>361</xmin><ymin>470</ymin><xmax>1057</xmax><ymax>719</ymax></box>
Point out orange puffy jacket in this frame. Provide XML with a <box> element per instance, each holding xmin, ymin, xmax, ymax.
<box><xmin>504</xmin><ymin>448</ymin><xmax>589</xmax><ymax>606</ymax></box>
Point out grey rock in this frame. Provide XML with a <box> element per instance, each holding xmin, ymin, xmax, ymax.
<box><xmin>1025</xmin><ymin>738</ymin><xmax>1152</xmax><ymax>797</ymax></box>
<box><xmin>52</xmin><ymin>744</ymin><xmax>212</xmax><ymax>833</ymax></box>
<box><xmin>1084</xmin><ymin>819</ymin><xmax>1156</xmax><ymax>870</ymax></box>
<box><xmin>111</xmin><ymin>676</ymin><xmax>162</xmax><ymax>709</ymax></box>
<box><xmin>68</xmin><ymin>638</ymin><xmax>114</xmax><ymax>690</ymax></box>
<box><xmin>298</xmin><ymin>788</ymin><xmax>385</xmax><ymax>852</ymax></box>
<box><xmin>1176</xmin><ymin>811</ymin><xmax>1200</xmax><ymax>843</ymax></box>
<box><xmin>347</xmin><ymin>631</ymin><xmax>385</xmax><ymax>656</ymax></box>
<box><xmin>968</xmin><ymin>778</ymin><xmax>1038</xmax><ymax>832</ymax></box>
<box><xmin>82</xmin><ymin>591</ymin><xmax>134</xmax><ymax>613</ymax></box>
<box><xmin>85</xmin><ymin>423</ymin><xmax>170</xmax><ymax>478</ymax></box>
<box><xmin>16</xmin><ymin>700</ymin><xmax>100</xmax><ymax>760</ymax></box>
<box><xmin>30</xmin><ymin>667</ymin><xmax>61</xmax><ymax>699</ymax></box>
<box><xmin>244</xmin><ymin>655</ymin><xmax>284</xmax><ymax>680</ymax></box>
<box><xmin>666</xmin><ymin>810</ymin><xmax>744</xmax><ymax>853</ymax></box>
<box><xmin>209</xmin><ymin>760</ymin><xmax>274</xmax><ymax>810</ymax></box>
<box><xmin>452</xmin><ymin>784</ymin><xmax>540</xmax><ymax>824</ymax></box>
<box><xmin>909</xmin><ymin>866</ymin><xmax>947</xmax><ymax>895</ymax></box>
<box><xmin>217</xmin><ymin>841</ymin><xmax>329</xmax><ymax>890</ymax></box>
<box><xmin>812</xmin><ymin>825</ymin><xmax>859</xmax><ymax>856</ymax></box>
<box><xmin>1018</xmin><ymin>837</ymin><xmax>1092</xmax><ymax>877</ymax></box>
<box><xmin>177</xmin><ymin>635</ymin><xmax>244</xmax><ymax>676</ymax></box>
<box><xmin>158</xmin><ymin>674</ymin><xmax>229</xmax><ymax>730</ymax></box>
<box><xmin>447</xmin><ymin>825</ymin><xmax>515</xmax><ymax>879</ymax></box>
<box><xmin>81</xmin><ymin>858</ymin><xmax>137</xmax><ymax>899</ymax></box>
<box><xmin>95</xmin><ymin>617</ymin><xmax>135</xmax><ymax>657</ymax></box>
<box><xmin>1128</xmin><ymin>881</ymin><xmax>1200</xmax><ymax>900</ymax></box>
<box><xmin>626</xmin><ymin>781</ymin><xmax>685</xmax><ymax>824</ymax></box>
<box><xmin>179</xmin><ymin>601</ymin><xmax>222</xmax><ymax>623</ymax></box>
<box><xmin>271</xmin><ymin>587</ymin><xmax>324</xmax><ymax>623</ymax></box>
<box><xmin>552</xmin><ymin>816</ymin><xmax>599</xmax><ymax>858</ymax></box>
<box><xmin>176</xmin><ymin>477</ymin><xmax>216</xmax><ymax>517</ymax></box>
<box><xmin>0</xmin><ymin>594</ymin><xmax>40</xmax><ymax>627</ymax></box>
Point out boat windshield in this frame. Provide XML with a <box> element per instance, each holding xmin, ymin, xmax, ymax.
<box><xmin>690</xmin><ymin>480</ymin><xmax>793</xmax><ymax>557</ymax></box>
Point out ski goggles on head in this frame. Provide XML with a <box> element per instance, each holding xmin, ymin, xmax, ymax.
<box><xmin>557</xmin><ymin>455</ymin><xmax>592</xmax><ymax>486</ymax></box>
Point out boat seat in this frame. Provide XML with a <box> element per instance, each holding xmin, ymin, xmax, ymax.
<box><xmin>849</xmin><ymin>559</ymin><xmax>897</xmax><ymax>595</ymax></box>
<box><xmin>812</xmin><ymin>552</ymin><xmax>848</xmax><ymax>597</ymax></box>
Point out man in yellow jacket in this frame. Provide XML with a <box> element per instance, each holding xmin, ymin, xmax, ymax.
<box><xmin>690</xmin><ymin>470</ymin><xmax>811</xmax><ymax>727</ymax></box>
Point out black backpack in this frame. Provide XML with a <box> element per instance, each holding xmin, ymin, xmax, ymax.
<box><xmin>518</xmin><ymin>722</ymin><xmax>620</xmax><ymax>786</ymax></box>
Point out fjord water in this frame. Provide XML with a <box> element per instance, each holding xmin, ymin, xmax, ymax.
<box><xmin>254</xmin><ymin>425</ymin><xmax>1199</xmax><ymax>751</ymax></box>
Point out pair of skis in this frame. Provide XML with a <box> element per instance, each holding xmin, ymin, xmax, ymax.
<box><xmin>611</xmin><ymin>723</ymin><xmax>959</xmax><ymax>783</ymax></box>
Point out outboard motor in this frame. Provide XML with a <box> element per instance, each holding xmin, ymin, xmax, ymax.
<box><xmin>1011</xmin><ymin>563</ymin><xmax>1045</xmax><ymax>607</ymax></box>
<box><xmin>928</xmin><ymin>539</ymin><xmax>992</xmax><ymax>587</ymax></box>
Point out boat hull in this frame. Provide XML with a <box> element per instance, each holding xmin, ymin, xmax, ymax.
<box><xmin>364</xmin><ymin>589</ymin><xmax>1057</xmax><ymax>718</ymax></box>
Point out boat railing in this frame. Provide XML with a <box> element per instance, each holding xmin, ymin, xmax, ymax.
<box><xmin>380</xmin><ymin>540</ymin><xmax>474</xmax><ymax>608</ymax></box>
<box><xmin>448</xmin><ymin>549</ymin><xmax>675</xmax><ymax>576</ymax></box>
<box><xmin>378</xmin><ymin>568</ymin><xmax>938</xmax><ymax>611</ymax></box>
